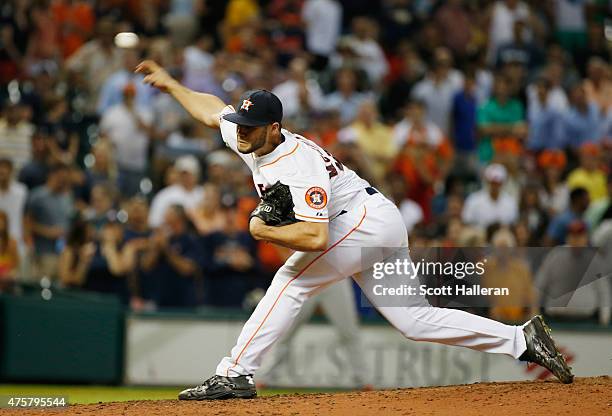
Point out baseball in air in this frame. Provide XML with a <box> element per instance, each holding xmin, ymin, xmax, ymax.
<box><xmin>114</xmin><ymin>32</ymin><xmax>139</xmax><ymax>48</ymax></box>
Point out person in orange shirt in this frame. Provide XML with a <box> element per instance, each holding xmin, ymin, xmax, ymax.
<box><xmin>392</xmin><ymin>99</ymin><xmax>454</xmax><ymax>222</ymax></box>
<box><xmin>51</xmin><ymin>0</ymin><xmax>95</xmax><ymax>58</ymax></box>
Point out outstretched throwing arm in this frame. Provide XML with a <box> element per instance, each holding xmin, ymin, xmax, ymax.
<box><xmin>135</xmin><ymin>60</ymin><xmax>226</xmax><ymax>129</ymax></box>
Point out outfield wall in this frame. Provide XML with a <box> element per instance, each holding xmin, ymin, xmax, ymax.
<box><xmin>1</xmin><ymin>291</ymin><xmax>610</xmax><ymax>387</ymax></box>
<box><xmin>124</xmin><ymin>315</ymin><xmax>612</xmax><ymax>388</ymax></box>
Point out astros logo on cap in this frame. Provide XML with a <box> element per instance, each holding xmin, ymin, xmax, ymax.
<box><xmin>241</xmin><ymin>99</ymin><xmax>254</xmax><ymax>111</ymax></box>
<box><xmin>305</xmin><ymin>187</ymin><xmax>327</xmax><ymax>209</ymax></box>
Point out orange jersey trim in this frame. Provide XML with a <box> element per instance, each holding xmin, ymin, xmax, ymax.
<box><xmin>259</xmin><ymin>143</ymin><xmax>299</xmax><ymax>168</ymax></box>
<box><xmin>295</xmin><ymin>212</ymin><xmax>329</xmax><ymax>221</ymax></box>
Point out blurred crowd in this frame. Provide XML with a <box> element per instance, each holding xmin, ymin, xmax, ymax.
<box><xmin>0</xmin><ymin>0</ymin><xmax>611</xmax><ymax>323</ymax></box>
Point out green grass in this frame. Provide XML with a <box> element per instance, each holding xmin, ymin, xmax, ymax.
<box><xmin>0</xmin><ymin>384</ymin><xmax>329</xmax><ymax>404</ymax></box>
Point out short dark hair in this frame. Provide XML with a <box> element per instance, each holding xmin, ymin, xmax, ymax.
<box><xmin>569</xmin><ymin>187</ymin><xmax>588</xmax><ymax>204</ymax></box>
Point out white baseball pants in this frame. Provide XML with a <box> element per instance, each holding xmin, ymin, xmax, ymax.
<box><xmin>257</xmin><ymin>278</ymin><xmax>368</xmax><ymax>386</ymax></box>
<box><xmin>216</xmin><ymin>191</ymin><xmax>527</xmax><ymax>377</ymax></box>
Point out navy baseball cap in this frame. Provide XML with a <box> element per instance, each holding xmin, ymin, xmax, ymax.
<box><xmin>223</xmin><ymin>90</ymin><xmax>283</xmax><ymax>127</ymax></box>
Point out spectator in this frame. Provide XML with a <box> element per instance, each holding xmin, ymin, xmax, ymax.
<box><xmin>537</xmin><ymin>219</ymin><xmax>611</xmax><ymax>326</ymax></box>
<box><xmin>266</xmin><ymin>0</ymin><xmax>306</xmax><ymax>65</ymax></box>
<box><xmin>462</xmin><ymin>163</ymin><xmax>518</xmax><ymax>228</ymax></box>
<box><xmin>97</xmin><ymin>48</ymin><xmax>155</xmax><ymax>115</ymax></box>
<box><xmin>574</xmin><ymin>23</ymin><xmax>611</xmax><ymax>77</ymax></box>
<box><xmin>434</xmin><ymin>0</ymin><xmax>472</xmax><ymax>60</ymax></box>
<box><xmin>553</xmin><ymin>0</ymin><xmax>588</xmax><ymax>53</ymax></box>
<box><xmin>121</xmin><ymin>196</ymin><xmax>156</xmax><ymax>311</ymax></box>
<box><xmin>189</xmin><ymin>183</ymin><xmax>227</xmax><ymax>236</ymax></box>
<box><xmin>143</xmin><ymin>205</ymin><xmax>203</xmax><ymax>308</ymax></box>
<box><xmin>0</xmin><ymin>101</ymin><xmax>34</xmax><ymax>171</ymax></box>
<box><xmin>518</xmin><ymin>184</ymin><xmax>549</xmax><ymax>244</ymax></box>
<box><xmin>388</xmin><ymin>175</ymin><xmax>424</xmax><ymax>234</ymax></box>
<box><xmin>322</xmin><ymin>67</ymin><xmax>370</xmax><ymax>125</ymax></box>
<box><xmin>75</xmin><ymin>138</ymin><xmax>119</xmax><ymax>204</ymax></box>
<box><xmin>151</xmin><ymin>83</ymin><xmax>191</xmax><ymax>142</ymax></box>
<box><xmin>182</xmin><ymin>35</ymin><xmax>216</xmax><ymax>88</ymax></box>
<box><xmin>65</xmin><ymin>18</ymin><xmax>123</xmax><ymax>115</ymax></box>
<box><xmin>529</xmin><ymin>64</ymin><xmax>569</xmax><ymax>113</ymax></box>
<box><xmin>0</xmin><ymin>0</ymin><xmax>32</xmax><ymax>83</ymax></box>
<box><xmin>44</xmin><ymin>96</ymin><xmax>79</xmax><ymax>165</ymax></box>
<box><xmin>164</xmin><ymin>0</ymin><xmax>201</xmax><ymax>47</ymax></box>
<box><xmin>52</xmin><ymin>0</ymin><xmax>96</xmax><ymax>59</ymax></box>
<box><xmin>272</xmin><ymin>57</ymin><xmax>324</xmax><ymax>125</ymax></box>
<box><xmin>411</xmin><ymin>47</ymin><xmax>463</xmax><ymax>135</ymax></box>
<box><xmin>100</xmin><ymin>82</ymin><xmax>153</xmax><ymax>197</ymax></box>
<box><xmin>202</xmin><ymin>203</ymin><xmax>259</xmax><ymax>307</ymax></box>
<box><xmin>586</xmin><ymin>174</ymin><xmax>612</xmax><ymax>229</ymax></box>
<box><xmin>27</xmin><ymin>1</ymin><xmax>61</xmax><ymax>63</ymax></box>
<box><xmin>18</xmin><ymin>129</ymin><xmax>51</xmax><ymax>190</ymax></box>
<box><xmin>544</xmin><ymin>187</ymin><xmax>590</xmax><ymax>246</ymax></box>
<box><xmin>0</xmin><ymin>210</ymin><xmax>20</xmax><ymax>290</ymax></box>
<box><xmin>486</xmin><ymin>0</ymin><xmax>531</xmax><ymax>65</ymax></box>
<box><xmin>58</xmin><ymin>215</ymin><xmax>127</xmax><ymax>301</ymax></box>
<box><xmin>451</xmin><ymin>69</ymin><xmax>479</xmax><ymax>175</ymax></box>
<box><xmin>84</xmin><ymin>183</ymin><xmax>117</xmax><ymax>231</ymax></box>
<box><xmin>0</xmin><ymin>158</ymin><xmax>27</xmax><ymax>252</ymax></box>
<box><xmin>160</xmin><ymin>120</ymin><xmax>214</xmax><ymax>162</ymax></box>
<box><xmin>393</xmin><ymin>99</ymin><xmax>454</xmax><ymax>222</ymax></box>
<box><xmin>223</xmin><ymin>0</ymin><xmax>261</xmax><ymax>35</ymax></box>
<box><xmin>496</xmin><ymin>19</ymin><xmax>542</xmax><ymax>72</ymax></box>
<box><xmin>337</xmin><ymin>99</ymin><xmax>396</xmax><ymax>190</ymax></box>
<box><xmin>526</xmin><ymin>76</ymin><xmax>566</xmax><ymax>150</ymax></box>
<box><xmin>379</xmin><ymin>48</ymin><xmax>424</xmax><ymax>121</ymax></box>
<box><xmin>149</xmin><ymin>155</ymin><xmax>205</xmax><ymax>228</ymax></box>
<box><xmin>567</xmin><ymin>143</ymin><xmax>608</xmax><ymax>204</ymax></box>
<box><xmin>302</xmin><ymin>0</ymin><xmax>342</xmax><ymax>71</ymax></box>
<box><xmin>483</xmin><ymin>227</ymin><xmax>538</xmax><ymax>323</ymax></box>
<box><xmin>492</xmin><ymin>139</ymin><xmax>523</xmax><ymax>200</ymax></box>
<box><xmin>560</xmin><ymin>82</ymin><xmax>603</xmax><ymax>148</ymax></box>
<box><xmin>538</xmin><ymin>149</ymin><xmax>569</xmax><ymax>215</ymax></box>
<box><xmin>25</xmin><ymin>163</ymin><xmax>74</xmax><ymax>280</ymax></box>
<box><xmin>343</xmin><ymin>17</ymin><xmax>389</xmax><ymax>86</ymax></box>
<box><xmin>477</xmin><ymin>74</ymin><xmax>527</xmax><ymax>162</ymax></box>
<box><xmin>583</xmin><ymin>57</ymin><xmax>611</xmax><ymax>116</ymax></box>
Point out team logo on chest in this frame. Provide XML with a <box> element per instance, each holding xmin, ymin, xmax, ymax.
<box><xmin>305</xmin><ymin>186</ymin><xmax>327</xmax><ymax>209</ymax></box>
<box><xmin>241</xmin><ymin>99</ymin><xmax>254</xmax><ymax>111</ymax></box>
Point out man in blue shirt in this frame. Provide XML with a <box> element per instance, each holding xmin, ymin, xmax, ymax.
<box><xmin>561</xmin><ymin>83</ymin><xmax>603</xmax><ymax>148</ymax></box>
<box><xmin>545</xmin><ymin>187</ymin><xmax>590</xmax><ymax>246</ymax></box>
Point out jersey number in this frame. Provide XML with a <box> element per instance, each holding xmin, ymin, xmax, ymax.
<box><xmin>322</xmin><ymin>150</ymin><xmax>344</xmax><ymax>179</ymax></box>
<box><xmin>295</xmin><ymin>135</ymin><xmax>345</xmax><ymax>179</ymax></box>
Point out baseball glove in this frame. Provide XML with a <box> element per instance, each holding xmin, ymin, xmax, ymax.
<box><xmin>250</xmin><ymin>181</ymin><xmax>297</xmax><ymax>226</ymax></box>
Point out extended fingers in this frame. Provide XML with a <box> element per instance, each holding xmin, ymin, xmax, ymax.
<box><xmin>134</xmin><ymin>60</ymin><xmax>159</xmax><ymax>74</ymax></box>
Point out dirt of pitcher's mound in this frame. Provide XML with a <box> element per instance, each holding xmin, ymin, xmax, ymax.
<box><xmin>2</xmin><ymin>376</ymin><xmax>610</xmax><ymax>416</ymax></box>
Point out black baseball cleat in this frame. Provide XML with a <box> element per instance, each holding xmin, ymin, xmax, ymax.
<box><xmin>519</xmin><ymin>315</ymin><xmax>574</xmax><ymax>384</ymax></box>
<box><xmin>178</xmin><ymin>375</ymin><xmax>257</xmax><ymax>400</ymax></box>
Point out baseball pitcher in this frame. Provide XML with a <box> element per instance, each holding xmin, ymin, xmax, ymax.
<box><xmin>136</xmin><ymin>60</ymin><xmax>573</xmax><ymax>400</ymax></box>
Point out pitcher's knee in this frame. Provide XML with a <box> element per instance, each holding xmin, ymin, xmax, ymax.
<box><xmin>394</xmin><ymin>307</ymin><xmax>440</xmax><ymax>340</ymax></box>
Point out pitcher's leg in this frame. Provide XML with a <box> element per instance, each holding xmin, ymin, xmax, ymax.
<box><xmin>257</xmin><ymin>292</ymin><xmax>320</xmax><ymax>382</ymax></box>
<box><xmin>352</xmin><ymin>247</ymin><xmax>527</xmax><ymax>359</ymax></box>
<box><xmin>216</xmin><ymin>248</ymin><xmax>353</xmax><ymax>377</ymax></box>
<box><xmin>216</xmin><ymin>267</ymin><xmax>313</xmax><ymax>376</ymax></box>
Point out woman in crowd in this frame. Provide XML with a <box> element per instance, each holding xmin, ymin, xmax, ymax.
<box><xmin>58</xmin><ymin>214</ymin><xmax>127</xmax><ymax>301</ymax></box>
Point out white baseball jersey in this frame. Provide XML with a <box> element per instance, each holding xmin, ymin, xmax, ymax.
<box><xmin>213</xmin><ymin>105</ymin><xmax>528</xmax><ymax>383</ymax></box>
<box><xmin>219</xmin><ymin>106</ymin><xmax>370</xmax><ymax>223</ymax></box>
